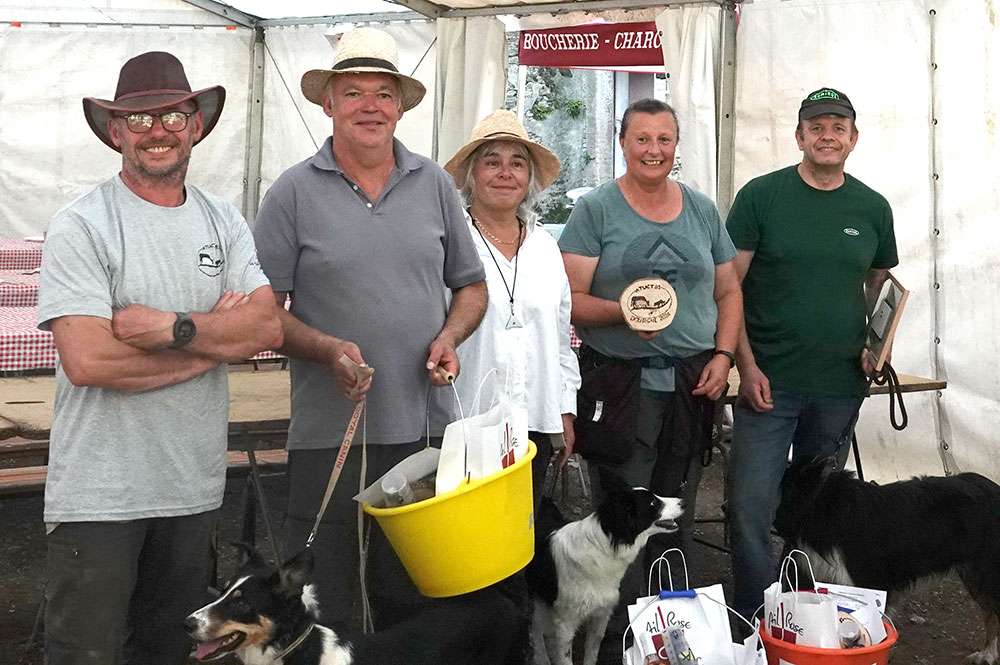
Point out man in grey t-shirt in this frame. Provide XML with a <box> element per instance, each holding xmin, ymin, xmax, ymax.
<box><xmin>37</xmin><ymin>52</ymin><xmax>282</xmax><ymax>665</ymax></box>
<box><xmin>254</xmin><ymin>28</ymin><xmax>487</xmax><ymax>629</ymax></box>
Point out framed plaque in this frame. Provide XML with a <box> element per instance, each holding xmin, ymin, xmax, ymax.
<box><xmin>866</xmin><ymin>272</ymin><xmax>909</xmax><ymax>372</ymax></box>
<box><xmin>619</xmin><ymin>278</ymin><xmax>677</xmax><ymax>332</ymax></box>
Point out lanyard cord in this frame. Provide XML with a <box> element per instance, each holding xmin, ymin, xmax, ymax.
<box><xmin>471</xmin><ymin>214</ymin><xmax>523</xmax><ymax>312</ymax></box>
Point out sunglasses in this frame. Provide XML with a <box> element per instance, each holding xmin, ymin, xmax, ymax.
<box><xmin>117</xmin><ymin>111</ymin><xmax>193</xmax><ymax>134</ymax></box>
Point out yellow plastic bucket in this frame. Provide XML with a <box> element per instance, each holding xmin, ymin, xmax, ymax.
<box><xmin>363</xmin><ymin>441</ymin><xmax>536</xmax><ymax>598</ymax></box>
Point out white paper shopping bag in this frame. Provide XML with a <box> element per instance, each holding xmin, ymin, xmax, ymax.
<box><xmin>625</xmin><ymin>550</ymin><xmax>765</xmax><ymax>665</ymax></box>
<box><xmin>435</xmin><ymin>370</ymin><xmax>528</xmax><ymax>495</ymax></box>
<box><xmin>763</xmin><ymin>550</ymin><xmax>841</xmax><ymax>648</ymax></box>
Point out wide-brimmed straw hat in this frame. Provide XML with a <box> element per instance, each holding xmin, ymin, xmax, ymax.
<box><xmin>444</xmin><ymin>110</ymin><xmax>561</xmax><ymax>190</ymax></box>
<box><xmin>82</xmin><ymin>51</ymin><xmax>226</xmax><ymax>152</ymax></box>
<box><xmin>300</xmin><ymin>27</ymin><xmax>426</xmax><ymax>111</ymax></box>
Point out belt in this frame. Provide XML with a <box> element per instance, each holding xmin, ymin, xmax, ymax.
<box><xmin>579</xmin><ymin>345</ymin><xmax>679</xmax><ymax>370</ymax></box>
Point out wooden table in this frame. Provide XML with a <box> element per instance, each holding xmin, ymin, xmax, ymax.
<box><xmin>0</xmin><ymin>368</ymin><xmax>291</xmax><ymax>497</ymax></box>
<box><xmin>0</xmin><ymin>367</ymin><xmax>290</xmax><ymax>441</ymax></box>
<box><xmin>722</xmin><ymin>368</ymin><xmax>946</xmax><ymax>400</ymax></box>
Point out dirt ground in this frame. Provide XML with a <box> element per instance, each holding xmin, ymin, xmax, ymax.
<box><xmin>0</xmin><ymin>453</ymin><xmax>987</xmax><ymax>664</ymax></box>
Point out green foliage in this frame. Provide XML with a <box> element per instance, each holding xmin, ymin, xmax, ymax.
<box><xmin>527</xmin><ymin>68</ymin><xmax>586</xmax><ymax>124</ymax></box>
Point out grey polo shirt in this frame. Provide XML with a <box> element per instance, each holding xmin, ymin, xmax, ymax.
<box><xmin>254</xmin><ymin>137</ymin><xmax>486</xmax><ymax>448</ymax></box>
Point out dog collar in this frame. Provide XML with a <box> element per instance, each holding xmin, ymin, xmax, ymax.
<box><xmin>274</xmin><ymin>622</ymin><xmax>316</xmax><ymax>661</ymax></box>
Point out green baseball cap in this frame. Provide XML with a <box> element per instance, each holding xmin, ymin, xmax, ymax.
<box><xmin>799</xmin><ymin>87</ymin><xmax>855</xmax><ymax>122</ymax></box>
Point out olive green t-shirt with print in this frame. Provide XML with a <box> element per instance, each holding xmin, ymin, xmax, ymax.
<box><xmin>726</xmin><ymin>166</ymin><xmax>898</xmax><ymax>397</ymax></box>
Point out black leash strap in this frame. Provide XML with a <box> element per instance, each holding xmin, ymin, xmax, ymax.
<box><xmin>870</xmin><ymin>361</ymin><xmax>908</xmax><ymax>430</ymax></box>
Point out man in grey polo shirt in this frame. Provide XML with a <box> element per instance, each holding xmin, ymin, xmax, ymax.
<box><xmin>253</xmin><ymin>27</ymin><xmax>487</xmax><ymax>629</ymax></box>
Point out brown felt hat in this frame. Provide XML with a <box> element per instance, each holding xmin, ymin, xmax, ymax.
<box><xmin>83</xmin><ymin>51</ymin><xmax>226</xmax><ymax>152</ymax></box>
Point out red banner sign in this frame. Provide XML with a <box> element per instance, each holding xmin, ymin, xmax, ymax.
<box><xmin>518</xmin><ymin>21</ymin><xmax>664</xmax><ymax>69</ymax></box>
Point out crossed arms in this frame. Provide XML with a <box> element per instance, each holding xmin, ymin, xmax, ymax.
<box><xmin>51</xmin><ymin>286</ymin><xmax>283</xmax><ymax>393</ymax></box>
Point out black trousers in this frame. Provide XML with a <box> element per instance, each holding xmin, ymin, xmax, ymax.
<box><xmin>45</xmin><ymin>510</ymin><xmax>218</xmax><ymax>665</ymax></box>
<box><xmin>284</xmin><ymin>441</ymin><xmax>432</xmax><ymax>631</ymax></box>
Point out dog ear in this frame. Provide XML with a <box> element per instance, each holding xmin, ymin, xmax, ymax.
<box><xmin>231</xmin><ymin>541</ymin><xmax>268</xmax><ymax>569</ymax></box>
<box><xmin>818</xmin><ymin>456</ymin><xmax>839</xmax><ymax>481</ymax></box>
<box><xmin>597</xmin><ymin>466</ymin><xmax>630</xmax><ymax>496</ymax></box>
<box><xmin>278</xmin><ymin>548</ymin><xmax>314</xmax><ymax>597</ymax></box>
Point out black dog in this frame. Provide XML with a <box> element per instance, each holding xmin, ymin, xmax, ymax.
<box><xmin>185</xmin><ymin>546</ymin><xmax>526</xmax><ymax>665</ymax></box>
<box><xmin>776</xmin><ymin>457</ymin><xmax>1000</xmax><ymax>664</ymax></box>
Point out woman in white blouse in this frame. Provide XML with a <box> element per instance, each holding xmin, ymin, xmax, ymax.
<box><xmin>444</xmin><ymin>110</ymin><xmax>581</xmax><ymax>503</ymax></box>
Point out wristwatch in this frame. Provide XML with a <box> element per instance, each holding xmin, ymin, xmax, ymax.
<box><xmin>170</xmin><ymin>312</ymin><xmax>197</xmax><ymax>349</ymax></box>
<box><xmin>714</xmin><ymin>349</ymin><xmax>736</xmax><ymax>367</ymax></box>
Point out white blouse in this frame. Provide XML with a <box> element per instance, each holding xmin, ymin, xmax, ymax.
<box><xmin>454</xmin><ymin>214</ymin><xmax>581</xmax><ymax>434</ymax></box>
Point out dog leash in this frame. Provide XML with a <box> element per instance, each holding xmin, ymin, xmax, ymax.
<box><xmin>870</xmin><ymin>361</ymin><xmax>908</xmax><ymax>431</ymax></box>
<box><xmin>304</xmin><ymin>357</ymin><xmax>374</xmax><ymax>549</ymax></box>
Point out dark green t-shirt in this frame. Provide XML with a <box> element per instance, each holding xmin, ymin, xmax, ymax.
<box><xmin>726</xmin><ymin>166</ymin><xmax>898</xmax><ymax>397</ymax></box>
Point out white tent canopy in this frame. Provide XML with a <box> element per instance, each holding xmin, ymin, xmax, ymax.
<box><xmin>0</xmin><ymin>0</ymin><xmax>996</xmax><ymax>483</ymax></box>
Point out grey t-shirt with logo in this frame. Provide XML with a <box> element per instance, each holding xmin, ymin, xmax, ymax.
<box><xmin>37</xmin><ymin>175</ymin><xmax>270</xmax><ymax>523</ymax></box>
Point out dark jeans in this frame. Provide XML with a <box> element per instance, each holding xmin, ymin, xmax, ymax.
<box><xmin>45</xmin><ymin>510</ymin><xmax>218</xmax><ymax>665</ymax></box>
<box><xmin>590</xmin><ymin>388</ymin><xmax>714</xmax><ymax>663</ymax></box>
<box><xmin>727</xmin><ymin>389</ymin><xmax>862</xmax><ymax>620</ymax></box>
<box><xmin>284</xmin><ymin>440</ymin><xmax>433</xmax><ymax>631</ymax></box>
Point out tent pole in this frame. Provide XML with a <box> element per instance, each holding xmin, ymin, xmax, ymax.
<box><xmin>182</xmin><ymin>0</ymin><xmax>256</xmax><ymax>27</ymax></box>
<box><xmin>242</xmin><ymin>26</ymin><xmax>266</xmax><ymax>225</ymax></box>
<box><xmin>716</xmin><ymin>1</ymin><xmax>738</xmax><ymax>219</ymax></box>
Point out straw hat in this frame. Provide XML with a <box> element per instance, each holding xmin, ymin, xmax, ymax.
<box><xmin>444</xmin><ymin>110</ymin><xmax>561</xmax><ymax>190</ymax></box>
<box><xmin>300</xmin><ymin>27</ymin><xmax>426</xmax><ymax>111</ymax></box>
<box><xmin>83</xmin><ymin>51</ymin><xmax>225</xmax><ymax>152</ymax></box>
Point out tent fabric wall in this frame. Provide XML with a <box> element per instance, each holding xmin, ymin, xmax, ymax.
<box><xmin>434</xmin><ymin>16</ymin><xmax>507</xmax><ymax>164</ymax></box>
<box><xmin>259</xmin><ymin>21</ymin><xmax>436</xmax><ymax>198</ymax></box>
<box><xmin>0</xmin><ymin>18</ymin><xmax>252</xmax><ymax>237</ymax></box>
<box><xmin>734</xmin><ymin>0</ymin><xmax>998</xmax><ymax>482</ymax></box>
<box><xmin>656</xmin><ymin>3</ymin><xmax>721</xmax><ymax>204</ymax></box>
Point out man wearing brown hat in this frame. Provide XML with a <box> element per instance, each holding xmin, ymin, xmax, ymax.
<box><xmin>253</xmin><ymin>27</ymin><xmax>487</xmax><ymax>629</ymax></box>
<box><xmin>725</xmin><ymin>88</ymin><xmax>898</xmax><ymax>622</ymax></box>
<box><xmin>37</xmin><ymin>51</ymin><xmax>282</xmax><ymax>664</ymax></box>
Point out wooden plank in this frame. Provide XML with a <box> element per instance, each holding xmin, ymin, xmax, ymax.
<box><xmin>0</xmin><ymin>368</ymin><xmax>290</xmax><ymax>440</ymax></box>
<box><xmin>722</xmin><ymin>368</ymin><xmax>945</xmax><ymax>401</ymax></box>
<box><xmin>0</xmin><ymin>449</ymin><xmax>288</xmax><ymax>497</ymax></box>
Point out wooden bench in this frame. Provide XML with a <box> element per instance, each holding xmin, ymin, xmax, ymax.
<box><xmin>0</xmin><ymin>448</ymin><xmax>288</xmax><ymax>498</ymax></box>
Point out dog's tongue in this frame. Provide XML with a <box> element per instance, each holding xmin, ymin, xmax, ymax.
<box><xmin>195</xmin><ymin>638</ymin><xmax>228</xmax><ymax>661</ymax></box>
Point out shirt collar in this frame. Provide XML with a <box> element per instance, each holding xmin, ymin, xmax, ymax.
<box><xmin>309</xmin><ymin>136</ymin><xmax>423</xmax><ymax>175</ymax></box>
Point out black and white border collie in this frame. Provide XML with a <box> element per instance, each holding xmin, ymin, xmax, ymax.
<box><xmin>525</xmin><ymin>470</ymin><xmax>683</xmax><ymax>665</ymax></box>
<box><xmin>776</xmin><ymin>457</ymin><xmax>1000</xmax><ymax>665</ymax></box>
<box><xmin>185</xmin><ymin>546</ymin><xmax>524</xmax><ymax>665</ymax></box>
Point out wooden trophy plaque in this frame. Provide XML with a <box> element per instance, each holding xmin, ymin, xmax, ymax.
<box><xmin>619</xmin><ymin>278</ymin><xmax>677</xmax><ymax>332</ymax></box>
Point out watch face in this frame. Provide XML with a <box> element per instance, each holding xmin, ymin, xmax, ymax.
<box><xmin>177</xmin><ymin>319</ymin><xmax>196</xmax><ymax>340</ymax></box>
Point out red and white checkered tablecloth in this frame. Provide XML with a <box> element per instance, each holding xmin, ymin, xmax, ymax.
<box><xmin>0</xmin><ymin>239</ymin><xmax>43</xmax><ymax>271</ymax></box>
<box><xmin>0</xmin><ymin>271</ymin><xmax>40</xmax><ymax>307</ymax></box>
<box><xmin>569</xmin><ymin>325</ymin><xmax>581</xmax><ymax>349</ymax></box>
<box><xmin>0</xmin><ymin>307</ymin><xmax>56</xmax><ymax>372</ymax></box>
<box><xmin>251</xmin><ymin>350</ymin><xmax>285</xmax><ymax>361</ymax></box>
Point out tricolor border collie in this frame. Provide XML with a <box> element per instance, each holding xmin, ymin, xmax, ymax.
<box><xmin>776</xmin><ymin>457</ymin><xmax>1000</xmax><ymax>665</ymax></box>
<box><xmin>185</xmin><ymin>546</ymin><xmax>525</xmax><ymax>665</ymax></box>
<box><xmin>525</xmin><ymin>470</ymin><xmax>683</xmax><ymax>665</ymax></box>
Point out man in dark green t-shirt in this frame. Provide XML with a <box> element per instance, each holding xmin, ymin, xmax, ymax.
<box><xmin>725</xmin><ymin>88</ymin><xmax>898</xmax><ymax>621</ymax></box>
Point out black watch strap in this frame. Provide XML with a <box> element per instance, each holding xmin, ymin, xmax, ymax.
<box><xmin>170</xmin><ymin>312</ymin><xmax>196</xmax><ymax>349</ymax></box>
<box><xmin>714</xmin><ymin>349</ymin><xmax>736</xmax><ymax>366</ymax></box>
